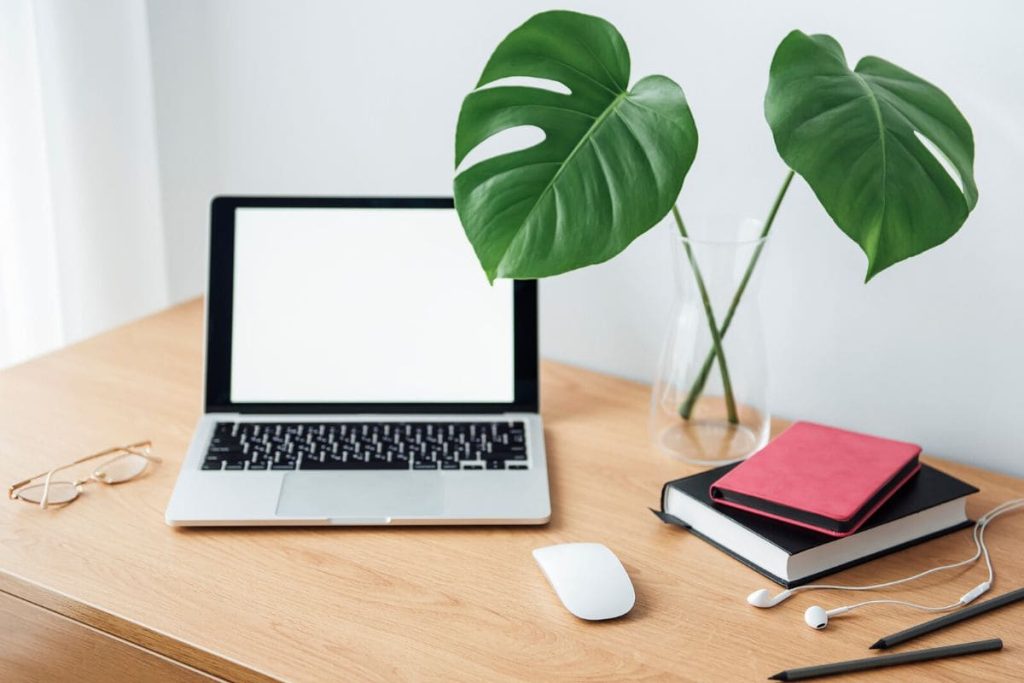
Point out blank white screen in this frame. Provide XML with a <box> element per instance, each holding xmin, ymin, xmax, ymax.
<box><xmin>230</xmin><ymin>207</ymin><xmax>515</xmax><ymax>403</ymax></box>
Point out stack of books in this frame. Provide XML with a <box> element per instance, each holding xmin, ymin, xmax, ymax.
<box><xmin>658</xmin><ymin>422</ymin><xmax>977</xmax><ymax>587</ymax></box>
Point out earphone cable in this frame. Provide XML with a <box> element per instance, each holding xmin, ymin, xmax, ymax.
<box><xmin>825</xmin><ymin>498</ymin><xmax>1024</xmax><ymax>615</ymax></box>
<box><xmin>786</xmin><ymin>498</ymin><xmax>1024</xmax><ymax>598</ymax></box>
<box><xmin>838</xmin><ymin>597</ymin><xmax>965</xmax><ymax>613</ymax></box>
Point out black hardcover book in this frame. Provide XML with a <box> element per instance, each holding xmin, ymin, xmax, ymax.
<box><xmin>657</xmin><ymin>463</ymin><xmax>978</xmax><ymax>587</ymax></box>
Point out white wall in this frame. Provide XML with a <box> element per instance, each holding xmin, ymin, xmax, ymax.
<box><xmin>146</xmin><ymin>0</ymin><xmax>1024</xmax><ymax>476</ymax></box>
<box><xmin>0</xmin><ymin>0</ymin><xmax>167</xmax><ymax>365</ymax></box>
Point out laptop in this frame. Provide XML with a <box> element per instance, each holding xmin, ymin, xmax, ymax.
<box><xmin>165</xmin><ymin>197</ymin><xmax>551</xmax><ymax>526</ymax></box>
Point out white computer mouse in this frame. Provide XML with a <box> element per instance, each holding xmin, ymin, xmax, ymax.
<box><xmin>532</xmin><ymin>542</ymin><xmax>636</xmax><ymax>620</ymax></box>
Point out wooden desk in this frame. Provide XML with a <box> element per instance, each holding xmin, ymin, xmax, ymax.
<box><xmin>1</xmin><ymin>300</ymin><xmax>1021</xmax><ymax>682</ymax></box>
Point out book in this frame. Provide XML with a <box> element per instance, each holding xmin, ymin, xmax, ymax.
<box><xmin>659</xmin><ymin>462</ymin><xmax>977</xmax><ymax>587</ymax></box>
<box><xmin>709</xmin><ymin>422</ymin><xmax>922</xmax><ymax>537</ymax></box>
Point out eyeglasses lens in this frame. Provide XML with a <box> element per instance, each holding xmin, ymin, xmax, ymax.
<box><xmin>94</xmin><ymin>452</ymin><xmax>149</xmax><ymax>483</ymax></box>
<box><xmin>16</xmin><ymin>481</ymin><xmax>80</xmax><ymax>505</ymax></box>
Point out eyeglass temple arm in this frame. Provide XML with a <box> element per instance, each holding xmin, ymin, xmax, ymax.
<box><xmin>39</xmin><ymin>469</ymin><xmax>58</xmax><ymax>509</ymax></box>
<box><xmin>123</xmin><ymin>446</ymin><xmax>161</xmax><ymax>463</ymax></box>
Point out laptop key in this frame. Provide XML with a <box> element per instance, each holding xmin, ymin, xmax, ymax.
<box><xmin>302</xmin><ymin>459</ymin><xmax>407</xmax><ymax>470</ymax></box>
<box><xmin>481</xmin><ymin>450</ymin><xmax>526</xmax><ymax>461</ymax></box>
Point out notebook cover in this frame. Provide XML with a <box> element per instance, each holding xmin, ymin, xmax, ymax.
<box><xmin>658</xmin><ymin>462</ymin><xmax>978</xmax><ymax>588</ymax></box>
<box><xmin>709</xmin><ymin>421</ymin><xmax>922</xmax><ymax>536</ymax></box>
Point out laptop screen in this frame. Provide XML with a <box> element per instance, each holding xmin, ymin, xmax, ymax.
<box><xmin>228</xmin><ymin>206</ymin><xmax>516</xmax><ymax>404</ymax></box>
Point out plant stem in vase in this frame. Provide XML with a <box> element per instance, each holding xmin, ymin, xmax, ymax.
<box><xmin>670</xmin><ymin>206</ymin><xmax>739</xmax><ymax>424</ymax></box>
<box><xmin>678</xmin><ymin>170</ymin><xmax>795</xmax><ymax>419</ymax></box>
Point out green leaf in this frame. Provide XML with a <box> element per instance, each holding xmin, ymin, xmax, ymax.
<box><xmin>765</xmin><ymin>30</ymin><xmax>978</xmax><ymax>281</ymax></box>
<box><xmin>454</xmin><ymin>10</ymin><xmax>697</xmax><ymax>281</ymax></box>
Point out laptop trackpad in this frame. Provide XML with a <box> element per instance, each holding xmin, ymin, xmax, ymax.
<box><xmin>276</xmin><ymin>472</ymin><xmax>444</xmax><ymax>520</ymax></box>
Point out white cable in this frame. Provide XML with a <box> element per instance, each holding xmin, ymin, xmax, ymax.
<box><xmin>828</xmin><ymin>498</ymin><xmax>1024</xmax><ymax>615</ymax></box>
<box><xmin>786</xmin><ymin>497</ymin><xmax>1024</xmax><ymax>601</ymax></box>
<box><xmin>838</xmin><ymin>597</ymin><xmax>964</xmax><ymax>614</ymax></box>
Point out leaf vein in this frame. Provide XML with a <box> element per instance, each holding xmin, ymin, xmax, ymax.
<box><xmin>567</xmin><ymin>32</ymin><xmax>626</xmax><ymax>91</ymax></box>
<box><xmin>497</xmin><ymin>92</ymin><xmax>629</xmax><ymax>264</ymax></box>
<box><xmin>622</xmin><ymin>96</ymin><xmax>690</xmax><ymax>136</ymax></box>
<box><xmin>787</xmin><ymin>95</ymin><xmax>869</xmax><ymax>139</ymax></box>
<box><xmin>613</xmin><ymin>108</ymin><xmax>660</xmax><ymax>191</ymax></box>
<box><xmin>851</xmin><ymin>71</ymin><xmax>888</xmax><ymax>255</ymax></box>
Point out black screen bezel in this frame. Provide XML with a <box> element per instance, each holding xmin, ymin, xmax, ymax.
<box><xmin>205</xmin><ymin>196</ymin><xmax>538</xmax><ymax>414</ymax></box>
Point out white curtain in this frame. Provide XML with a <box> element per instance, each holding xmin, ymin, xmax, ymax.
<box><xmin>0</xmin><ymin>0</ymin><xmax>168</xmax><ymax>368</ymax></box>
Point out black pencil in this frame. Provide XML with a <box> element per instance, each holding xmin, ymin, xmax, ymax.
<box><xmin>871</xmin><ymin>587</ymin><xmax>1024</xmax><ymax>649</ymax></box>
<box><xmin>768</xmin><ymin>638</ymin><xmax>1002</xmax><ymax>681</ymax></box>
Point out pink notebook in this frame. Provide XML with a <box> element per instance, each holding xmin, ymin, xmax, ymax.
<box><xmin>709</xmin><ymin>422</ymin><xmax>921</xmax><ymax>537</ymax></box>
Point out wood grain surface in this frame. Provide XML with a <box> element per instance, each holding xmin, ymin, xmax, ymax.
<box><xmin>0</xmin><ymin>590</ymin><xmax>217</xmax><ymax>682</ymax></box>
<box><xmin>0</xmin><ymin>299</ymin><xmax>1020</xmax><ymax>682</ymax></box>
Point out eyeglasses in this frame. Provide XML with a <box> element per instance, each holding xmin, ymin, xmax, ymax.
<box><xmin>7</xmin><ymin>441</ymin><xmax>159</xmax><ymax>509</ymax></box>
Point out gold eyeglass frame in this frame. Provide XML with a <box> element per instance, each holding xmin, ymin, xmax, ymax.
<box><xmin>7</xmin><ymin>441</ymin><xmax>160</xmax><ymax>509</ymax></box>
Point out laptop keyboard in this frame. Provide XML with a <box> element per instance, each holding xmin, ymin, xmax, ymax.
<box><xmin>202</xmin><ymin>421</ymin><xmax>529</xmax><ymax>471</ymax></box>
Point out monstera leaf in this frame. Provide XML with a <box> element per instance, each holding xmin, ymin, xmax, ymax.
<box><xmin>766</xmin><ymin>31</ymin><xmax>978</xmax><ymax>280</ymax></box>
<box><xmin>454</xmin><ymin>10</ymin><xmax>698</xmax><ymax>281</ymax></box>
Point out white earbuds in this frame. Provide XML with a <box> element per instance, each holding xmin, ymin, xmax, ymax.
<box><xmin>803</xmin><ymin>605</ymin><xmax>852</xmax><ymax>629</ymax></box>
<box><xmin>745</xmin><ymin>588</ymin><xmax>794</xmax><ymax>608</ymax></box>
<box><xmin>747</xmin><ymin>589</ymin><xmax>854</xmax><ymax>629</ymax></box>
<box><xmin>800</xmin><ymin>582</ymin><xmax>991</xmax><ymax>630</ymax></box>
<box><xmin>744</xmin><ymin>498</ymin><xmax>1024</xmax><ymax>630</ymax></box>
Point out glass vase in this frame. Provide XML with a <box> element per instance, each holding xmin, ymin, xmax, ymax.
<box><xmin>650</xmin><ymin>217</ymin><xmax>770</xmax><ymax>465</ymax></box>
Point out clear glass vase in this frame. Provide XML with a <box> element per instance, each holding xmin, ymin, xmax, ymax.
<box><xmin>650</xmin><ymin>216</ymin><xmax>770</xmax><ymax>465</ymax></box>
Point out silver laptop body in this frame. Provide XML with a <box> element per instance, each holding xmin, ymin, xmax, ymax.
<box><xmin>166</xmin><ymin>197</ymin><xmax>550</xmax><ymax>526</ymax></box>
